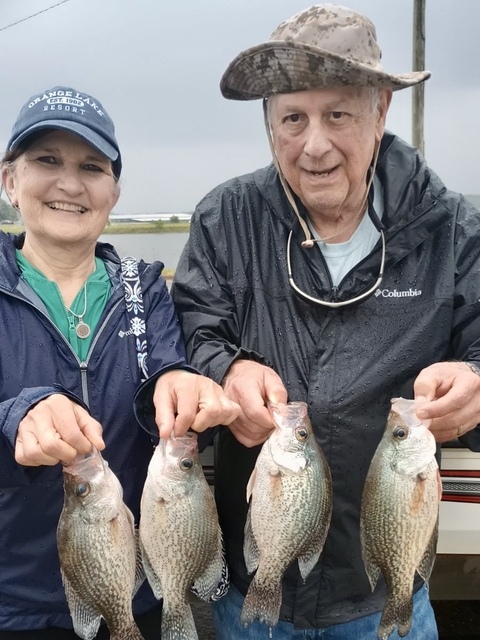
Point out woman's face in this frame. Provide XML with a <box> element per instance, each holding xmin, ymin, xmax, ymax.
<box><xmin>2</xmin><ymin>130</ymin><xmax>120</xmax><ymax>247</ymax></box>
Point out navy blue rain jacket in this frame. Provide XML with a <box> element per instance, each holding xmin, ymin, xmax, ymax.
<box><xmin>0</xmin><ymin>234</ymin><xmax>191</xmax><ymax>631</ymax></box>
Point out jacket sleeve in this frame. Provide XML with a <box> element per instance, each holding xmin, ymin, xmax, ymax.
<box><xmin>171</xmin><ymin>188</ymin><xmax>269</xmax><ymax>385</ymax></box>
<box><xmin>0</xmin><ymin>386</ymin><xmax>88</xmax><ymax>450</ymax></box>
<box><xmin>451</xmin><ymin>195</ymin><xmax>480</xmax><ymax>451</ymax></box>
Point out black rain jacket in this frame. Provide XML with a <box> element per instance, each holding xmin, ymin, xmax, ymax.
<box><xmin>172</xmin><ymin>132</ymin><xmax>480</xmax><ymax>629</ymax></box>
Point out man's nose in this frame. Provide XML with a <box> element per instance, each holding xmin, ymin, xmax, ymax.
<box><xmin>303</xmin><ymin>121</ymin><xmax>333</xmax><ymax>157</ymax></box>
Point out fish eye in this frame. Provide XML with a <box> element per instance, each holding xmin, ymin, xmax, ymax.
<box><xmin>75</xmin><ymin>482</ymin><xmax>90</xmax><ymax>497</ymax></box>
<box><xmin>393</xmin><ymin>426</ymin><xmax>408</xmax><ymax>440</ymax></box>
<box><xmin>294</xmin><ymin>427</ymin><xmax>308</xmax><ymax>442</ymax></box>
<box><xmin>180</xmin><ymin>457</ymin><xmax>194</xmax><ymax>471</ymax></box>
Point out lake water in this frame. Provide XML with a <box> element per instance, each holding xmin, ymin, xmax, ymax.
<box><xmin>100</xmin><ymin>232</ymin><xmax>190</xmax><ymax>270</ymax></box>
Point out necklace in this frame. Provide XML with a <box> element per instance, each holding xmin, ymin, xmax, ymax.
<box><xmin>64</xmin><ymin>283</ymin><xmax>91</xmax><ymax>339</ymax></box>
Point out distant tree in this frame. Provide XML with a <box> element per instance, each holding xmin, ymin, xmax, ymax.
<box><xmin>0</xmin><ymin>198</ymin><xmax>18</xmax><ymax>222</ymax></box>
<box><xmin>169</xmin><ymin>215</ymin><xmax>179</xmax><ymax>223</ymax></box>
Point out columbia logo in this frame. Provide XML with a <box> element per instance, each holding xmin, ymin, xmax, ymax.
<box><xmin>375</xmin><ymin>288</ymin><xmax>422</xmax><ymax>298</ymax></box>
<box><xmin>118</xmin><ymin>328</ymin><xmax>134</xmax><ymax>338</ymax></box>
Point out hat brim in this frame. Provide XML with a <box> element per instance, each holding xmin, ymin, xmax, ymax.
<box><xmin>8</xmin><ymin>120</ymin><xmax>122</xmax><ymax>178</ymax></box>
<box><xmin>220</xmin><ymin>41</ymin><xmax>430</xmax><ymax>100</ymax></box>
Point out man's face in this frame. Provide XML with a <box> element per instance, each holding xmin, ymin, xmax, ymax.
<box><xmin>269</xmin><ymin>86</ymin><xmax>391</xmax><ymax>224</ymax></box>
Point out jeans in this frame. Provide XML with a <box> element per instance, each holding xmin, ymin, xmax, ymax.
<box><xmin>211</xmin><ymin>583</ymin><xmax>438</xmax><ymax>639</ymax></box>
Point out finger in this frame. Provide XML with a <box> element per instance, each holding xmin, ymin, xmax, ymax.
<box><xmin>242</xmin><ymin>401</ymin><xmax>275</xmax><ymax>432</ymax></box>
<box><xmin>228</xmin><ymin>421</ymin><xmax>269</xmax><ymax>448</ymax></box>
<box><xmin>189</xmin><ymin>397</ymin><xmax>240</xmax><ymax>433</ymax></box>
<box><xmin>172</xmin><ymin>391</ymin><xmax>198</xmax><ymax>437</ymax></box>
<box><xmin>413</xmin><ymin>375</ymin><xmax>438</xmax><ymax>405</ymax></box>
<box><xmin>154</xmin><ymin>388</ymin><xmax>178</xmax><ymax>439</ymax></box>
<box><xmin>416</xmin><ymin>388</ymin><xmax>469</xmax><ymax>420</ymax></box>
<box><xmin>73</xmin><ymin>405</ymin><xmax>105</xmax><ymax>450</ymax></box>
<box><xmin>16</xmin><ymin>429</ymin><xmax>75</xmax><ymax>466</ymax></box>
<box><xmin>264</xmin><ymin>370</ymin><xmax>288</xmax><ymax>405</ymax></box>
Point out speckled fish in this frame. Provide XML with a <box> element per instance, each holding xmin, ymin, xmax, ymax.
<box><xmin>57</xmin><ymin>448</ymin><xmax>145</xmax><ymax>640</ymax></box>
<box><xmin>139</xmin><ymin>433</ymin><xmax>225</xmax><ymax>640</ymax></box>
<box><xmin>360</xmin><ymin>397</ymin><xmax>442</xmax><ymax>640</ymax></box>
<box><xmin>241</xmin><ymin>401</ymin><xmax>332</xmax><ymax>629</ymax></box>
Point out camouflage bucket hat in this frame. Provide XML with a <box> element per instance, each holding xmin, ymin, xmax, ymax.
<box><xmin>220</xmin><ymin>4</ymin><xmax>430</xmax><ymax>100</ymax></box>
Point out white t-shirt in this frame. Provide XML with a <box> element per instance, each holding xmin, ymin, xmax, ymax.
<box><xmin>308</xmin><ymin>176</ymin><xmax>384</xmax><ymax>286</ymax></box>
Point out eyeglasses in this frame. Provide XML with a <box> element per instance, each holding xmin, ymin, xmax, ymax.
<box><xmin>286</xmin><ymin>219</ymin><xmax>386</xmax><ymax>309</ymax></box>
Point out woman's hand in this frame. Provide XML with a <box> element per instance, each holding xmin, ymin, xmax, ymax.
<box><xmin>15</xmin><ymin>394</ymin><xmax>104</xmax><ymax>466</ymax></box>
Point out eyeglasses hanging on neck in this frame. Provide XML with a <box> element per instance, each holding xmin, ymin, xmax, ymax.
<box><xmin>286</xmin><ymin>198</ymin><xmax>386</xmax><ymax>309</ymax></box>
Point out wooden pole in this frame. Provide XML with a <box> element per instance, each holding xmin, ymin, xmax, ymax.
<box><xmin>412</xmin><ymin>0</ymin><xmax>426</xmax><ymax>155</ymax></box>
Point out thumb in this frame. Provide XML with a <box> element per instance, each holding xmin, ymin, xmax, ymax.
<box><xmin>76</xmin><ymin>408</ymin><xmax>105</xmax><ymax>451</ymax></box>
<box><xmin>154</xmin><ymin>396</ymin><xmax>177</xmax><ymax>439</ymax></box>
<box><xmin>413</xmin><ymin>370</ymin><xmax>437</xmax><ymax>403</ymax></box>
<box><xmin>264</xmin><ymin>371</ymin><xmax>288</xmax><ymax>405</ymax></box>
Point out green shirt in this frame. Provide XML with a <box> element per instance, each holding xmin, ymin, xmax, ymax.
<box><xmin>16</xmin><ymin>251</ymin><xmax>111</xmax><ymax>361</ymax></box>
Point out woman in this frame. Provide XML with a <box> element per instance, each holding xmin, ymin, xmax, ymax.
<box><xmin>0</xmin><ymin>86</ymin><xmax>238</xmax><ymax>639</ymax></box>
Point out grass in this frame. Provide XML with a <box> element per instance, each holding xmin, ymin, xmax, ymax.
<box><xmin>0</xmin><ymin>222</ymin><xmax>190</xmax><ymax>235</ymax></box>
<box><xmin>0</xmin><ymin>222</ymin><xmax>184</xmax><ymax>279</ymax></box>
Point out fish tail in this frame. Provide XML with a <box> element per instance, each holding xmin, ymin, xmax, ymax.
<box><xmin>241</xmin><ymin>577</ymin><xmax>282</xmax><ymax>628</ymax></box>
<box><xmin>397</xmin><ymin>598</ymin><xmax>413</xmax><ymax>637</ymax></box>
<box><xmin>112</xmin><ymin>621</ymin><xmax>145</xmax><ymax>640</ymax></box>
<box><xmin>162</xmin><ymin>603</ymin><xmax>198</xmax><ymax>640</ymax></box>
<box><xmin>377</xmin><ymin>595</ymin><xmax>413</xmax><ymax>639</ymax></box>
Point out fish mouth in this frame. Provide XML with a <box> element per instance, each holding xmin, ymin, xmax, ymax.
<box><xmin>62</xmin><ymin>447</ymin><xmax>106</xmax><ymax>481</ymax></box>
<box><xmin>47</xmin><ymin>201</ymin><xmax>87</xmax><ymax>214</ymax></box>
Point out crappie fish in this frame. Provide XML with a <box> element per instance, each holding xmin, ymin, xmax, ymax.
<box><xmin>139</xmin><ymin>432</ymin><xmax>224</xmax><ymax>640</ymax></box>
<box><xmin>241</xmin><ymin>401</ymin><xmax>332</xmax><ymax>629</ymax></box>
<box><xmin>360</xmin><ymin>397</ymin><xmax>442</xmax><ymax>640</ymax></box>
<box><xmin>57</xmin><ymin>448</ymin><xmax>145</xmax><ymax>640</ymax></box>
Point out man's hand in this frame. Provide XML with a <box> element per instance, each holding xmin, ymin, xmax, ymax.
<box><xmin>414</xmin><ymin>362</ymin><xmax>480</xmax><ymax>443</ymax></box>
<box><xmin>221</xmin><ymin>360</ymin><xmax>288</xmax><ymax>447</ymax></box>
<box><xmin>153</xmin><ymin>370</ymin><xmax>240</xmax><ymax>439</ymax></box>
<box><xmin>16</xmin><ymin>394</ymin><xmax>104</xmax><ymax>466</ymax></box>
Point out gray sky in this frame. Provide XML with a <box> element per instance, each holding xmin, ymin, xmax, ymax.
<box><xmin>1</xmin><ymin>0</ymin><xmax>479</xmax><ymax>214</ymax></box>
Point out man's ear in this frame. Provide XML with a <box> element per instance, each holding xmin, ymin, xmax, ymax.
<box><xmin>375</xmin><ymin>89</ymin><xmax>392</xmax><ymax>143</ymax></box>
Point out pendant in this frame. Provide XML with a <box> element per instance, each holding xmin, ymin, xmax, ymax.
<box><xmin>76</xmin><ymin>320</ymin><xmax>91</xmax><ymax>339</ymax></box>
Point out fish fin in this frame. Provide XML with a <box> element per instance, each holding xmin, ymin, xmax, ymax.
<box><xmin>241</xmin><ymin>576</ymin><xmax>282</xmax><ymax>628</ymax></box>
<box><xmin>246</xmin><ymin>468</ymin><xmax>257</xmax><ymax>503</ymax></box>
<box><xmin>243</xmin><ymin>506</ymin><xmax>260</xmax><ymax>574</ymax></box>
<box><xmin>298</xmin><ymin>546</ymin><xmax>321</xmax><ymax>582</ymax></box>
<box><xmin>61</xmin><ymin>571</ymin><xmax>101</xmax><ymax>640</ymax></box>
<box><xmin>162</xmin><ymin>602</ymin><xmax>198</xmax><ymax>640</ymax></box>
<box><xmin>359</xmin><ymin>539</ymin><xmax>381</xmax><ymax>592</ymax></box>
<box><xmin>417</xmin><ymin>517</ymin><xmax>439</xmax><ymax>583</ymax></box>
<box><xmin>112</xmin><ymin>621</ymin><xmax>145</xmax><ymax>640</ymax></box>
<box><xmin>140</xmin><ymin>548</ymin><xmax>163</xmax><ymax>600</ymax></box>
<box><xmin>133</xmin><ymin>529</ymin><xmax>146</xmax><ymax>596</ymax></box>
<box><xmin>191</xmin><ymin>547</ymin><xmax>224</xmax><ymax>601</ymax></box>
<box><xmin>378</xmin><ymin>594</ymin><xmax>413</xmax><ymax>640</ymax></box>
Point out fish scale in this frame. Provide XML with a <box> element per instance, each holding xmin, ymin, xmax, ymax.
<box><xmin>360</xmin><ymin>397</ymin><xmax>441</xmax><ymax>640</ymax></box>
<box><xmin>57</xmin><ymin>448</ymin><xmax>145</xmax><ymax>640</ymax></box>
<box><xmin>241</xmin><ymin>401</ymin><xmax>332</xmax><ymax>629</ymax></box>
<box><xmin>139</xmin><ymin>432</ymin><xmax>224</xmax><ymax>640</ymax></box>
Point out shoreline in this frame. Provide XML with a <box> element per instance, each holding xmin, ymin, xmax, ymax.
<box><xmin>0</xmin><ymin>222</ymin><xmax>191</xmax><ymax>235</ymax></box>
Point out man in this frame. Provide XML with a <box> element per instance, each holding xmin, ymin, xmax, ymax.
<box><xmin>171</xmin><ymin>5</ymin><xmax>480</xmax><ymax>639</ymax></box>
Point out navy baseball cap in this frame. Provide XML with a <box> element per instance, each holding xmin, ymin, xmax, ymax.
<box><xmin>7</xmin><ymin>86</ymin><xmax>122</xmax><ymax>178</ymax></box>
